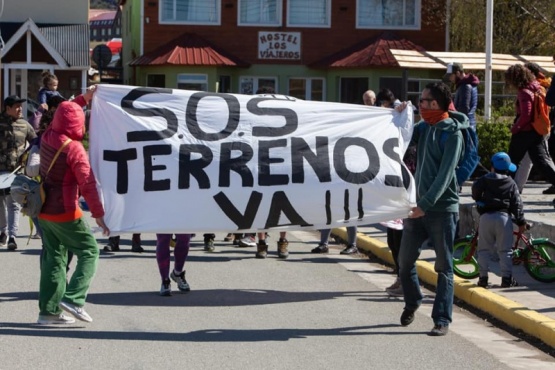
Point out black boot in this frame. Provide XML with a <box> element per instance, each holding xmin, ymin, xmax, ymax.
<box><xmin>104</xmin><ymin>236</ymin><xmax>120</xmax><ymax>252</ymax></box>
<box><xmin>131</xmin><ymin>233</ymin><xmax>144</xmax><ymax>253</ymax></box>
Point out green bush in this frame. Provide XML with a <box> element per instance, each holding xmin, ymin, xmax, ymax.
<box><xmin>475</xmin><ymin>118</ymin><xmax>512</xmax><ymax>170</ymax></box>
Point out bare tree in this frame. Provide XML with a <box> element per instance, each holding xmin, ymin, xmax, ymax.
<box><xmin>439</xmin><ymin>0</ymin><xmax>555</xmax><ymax>55</ymax></box>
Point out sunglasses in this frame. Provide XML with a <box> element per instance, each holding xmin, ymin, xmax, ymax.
<box><xmin>419</xmin><ymin>98</ymin><xmax>434</xmax><ymax>103</ymax></box>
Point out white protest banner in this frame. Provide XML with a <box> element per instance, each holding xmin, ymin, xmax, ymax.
<box><xmin>89</xmin><ymin>84</ymin><xmax>415</xmax><ymax>234</ymax></box>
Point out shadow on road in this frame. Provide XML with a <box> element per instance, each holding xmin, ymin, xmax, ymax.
<box><xmin>0</xmin><ymin>323</ymin><xmax>428</xmax><ymax>342</ymax></box>
<box><xmin>86</xmin><ymin>289</ymin><xmax>389</xmax><ymax>307</ymax></box>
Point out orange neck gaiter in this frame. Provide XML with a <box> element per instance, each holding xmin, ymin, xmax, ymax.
<box><xmin>420</xmin><ymin>108</ymin><xmax>449</xmax><ymax>125</ymax></box>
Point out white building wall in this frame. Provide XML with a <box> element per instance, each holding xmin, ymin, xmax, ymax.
<box><xmin>0</xmin><ymin>0</ymin><xmax>89</xmax><ymax>24</ymax></box>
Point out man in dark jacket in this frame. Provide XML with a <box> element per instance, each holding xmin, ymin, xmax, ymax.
<box><xmin>445</xmin><ymin>62</ymin><xmax>480</xmax><ymax>130</ymax></box>
<box><xmin>0</xmin><ymin>95</ymin><xmax>37</xmax><ymax>250</ymax></box>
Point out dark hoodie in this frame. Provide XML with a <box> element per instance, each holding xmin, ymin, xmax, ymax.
<box><xmin>454</xmin><ymin>73</ymin><xmax>480</xmax><ymax>128</ymax></box>
<box><xmin>512</xmin><ymin>80</ymin><xmax>541</xmax><ymax>134</ymax></box>
<box><xmin>38</xmin><ymin>100</ymin><xmax>104</xmax><ymax>222</ymax></box>
<box><xmin>471</xmin><ymin>172</ymin><xmax>525</xmax><ymax>226</ymax></box>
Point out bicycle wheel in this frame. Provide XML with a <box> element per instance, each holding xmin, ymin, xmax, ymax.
<box><xmin>453</xmin><ymin>237</ymin><xmax>479</xmax><ymax>279</ymax></box>
<box><xmin>524</xmin><ymin>241</ymin><xmax>555</xmax><ymax>283</ymax></box>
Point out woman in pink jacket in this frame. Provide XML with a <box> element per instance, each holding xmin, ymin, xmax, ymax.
<box><xmin>505</xmin><ymin>64</ymin><xmax>555</xmax><ymax>191</ymax></box>
<box><xmin>37</xmin><ymin>87</ymin><xmax>109</xmax><ymax>325</ymax></box>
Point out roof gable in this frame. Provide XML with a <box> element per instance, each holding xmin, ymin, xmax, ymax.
<box><xmin>310</xmin><ymin>31</ymin><xmax>426</xmax><ymax>68</ymax></box>
<box><xmin>0</xmin><ymin>19</ymin><xmax>90</xmax><ymax>68</ymax></box>
<box><xmin>130</xmin><ymin>33</ymin><xmax>250</xmax><ymax>67</ymax></box>
<box><xmin>0</xmin><ymin>18</ymin><xmax>67</xmax><ymax>67</ymax></box>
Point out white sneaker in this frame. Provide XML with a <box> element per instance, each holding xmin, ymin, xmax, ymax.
<box><xmin>385</xmin><ymin>277</ymin><xmax>403</xmax><ymax>297</ymax></box>
<box><xmin>238</xmin><ymin>235</ymin><xmax>257</xmax><ymax>248</ymax></box>
<box><xmin>386</xmin><ymin>277</ymin><xmax>401</xmax><ymax>291</ymax></box>
<box><xmin>37</xmin><ymin>313</ymin><xmax>75</xmax><ymax>325</ymax></box>
<box><xmin>170</xmin><ymin>270</ymin><xmax>190</xmax><ymax>292</ymax></box>
<box><xmin>386</xmin><ymin>285</ymin><xmax>404</xmax><ymax>297</ymax></box>
<box><xmin>160</xmin><ymin>279</ymin><xmax>172</xmax><ymax>296</ymax></box>
<box><xmin>59</xmin><ymin>301</ymin><xmax>93</xmax><ymax>323</ymax></box>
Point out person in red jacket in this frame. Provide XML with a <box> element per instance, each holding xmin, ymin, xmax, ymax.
<box><xmin>37</xmin><ymin>87</ymin><xmax>109</xmax><ymax>325</ymax></box>
<box><xmin>505</xmin><ymin>64</ymin><xmax>555</xmax><ymax>195</ymax></box>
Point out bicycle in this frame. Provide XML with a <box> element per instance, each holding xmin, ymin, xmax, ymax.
<box><xmin>453</xmin><ymin>222</ymin><xmax>555</xmax><ymax>283</ymax></box>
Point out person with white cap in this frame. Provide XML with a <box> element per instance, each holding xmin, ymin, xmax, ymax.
<box><xmin>471</xmin><ymin>152</ymin><xmax>526</xmax><ymax>289</ymax></box>
<box><xmin>444</xmin><ymin>62</ymin><xmax>480</xmax><ymax>130</ymax></box>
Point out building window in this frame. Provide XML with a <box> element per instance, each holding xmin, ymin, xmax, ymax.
<box><xmin>356</xmin><ymin>0</ymin><xmax>419</xmax><ymax>29</ymax></box>
<box><xmin>339</xmin><ymin>77</ymin><xmax>368</xmax><ymax>104</ymax></box>
<box><xmin>287</xmin><ymin>0</ymin><xmax>330</xmax><ymax>28</ymax></box>
<box><xmin>239</xmin><ymin>0</ymin><xmax>281</xmax><ymax>26</ymax></box>
<box><xmin>147</xmin><ymin>74</ymin><xmax>166</xmax><ymax>88</ymax></box>
<box><xmin>92</xmin><ymin>29</ymin><xmax>97</xmax><ymax>37</ymax></box>
<box><xmin>101</xmin><ymin>29</ymin><xmax>106</xmax><ymax>36</ymax></box>
<box><xmin>218</xmin><ymin>75</ymin><xmax>231</xmax><ymax>93</ymax></box>
<box><xmin>161</xmin><ymin>0</ymin><xmax>220</xmax><ymax>25</ymax></box>
<box><xmin>379</xmin><ymin>76</ymin><xmax>420</xmax><ymax>105</ymax></box>
<box><xmin>108</xmin><ymin>29</ymin><xmax>112</xmax><ymax>36</ymax></box>
<box><xmin>288</xmin><ymin>78</ymin><xmax>324</xmax><ymax>101</ymax></box>
<box><xmin>177</xmin><ymin>74</ymin><xmax>208</xmax><ymax>91</ymax></box>
<box><xmin>240</xmin><ymin>77</ymin><xmax>277</xmax><ymax>95</ymax></box>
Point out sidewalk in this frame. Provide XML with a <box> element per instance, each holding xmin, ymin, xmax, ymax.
<box><xmin>339</xmin><ymin>181</ymin><xmax>555</xmax><ymax>349</ymax></box>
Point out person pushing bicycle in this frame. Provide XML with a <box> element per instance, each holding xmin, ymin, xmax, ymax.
<box><xmin>471</xmin><ymin>152</ymin><xmax>526</xmax><ymax>288</ymax></box>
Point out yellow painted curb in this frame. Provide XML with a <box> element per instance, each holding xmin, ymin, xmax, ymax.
<box><xmin>332</xmin><ymin>227</ymin><xmax>555</xmax><ymax>349</ymax></box>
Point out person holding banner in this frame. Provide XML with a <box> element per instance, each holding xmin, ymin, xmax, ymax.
<box><xmin>376</xmin><ymin>92</ymin><xmax>416</xmax><ymax>297</ymax></box>
<box><xmin>157</xmin><ymin>233</ymin><xmax>192</xmax><ymax>296</ymax></box>
<box><xmin>0</xmin><ymin>95</ymin><xmax>37</xmax><ymax>250</ymax></box>
<box><xmin>362</xmin><ymin>90</ymin><xmax>376</xmax><ymax>106</ymax></box>
<box><xmin>397</xmin><ymin>82</ymin><xmax>467</xmax><ymax>337</ymax></box>
<box><xmin>255</xmin><ymin>231</ymin><xmax>289</xmax><ymax>259</ymax></box>
<box><xmin>37</xmin><ymin>86</ymin><xmax>109</xmax><ymax>325</ymax></box>
<box><xmin>311</xmin><ymin>227</ymin><xmax>357</xmax><ymax>255</ymax></box>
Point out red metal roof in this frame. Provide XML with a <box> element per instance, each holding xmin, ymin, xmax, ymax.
<box><xmin>310</xmin><ymin>31</ymin><xmax>426</xmax><ymax>68</ymax></box>
<box><xmin>130</xmin><ymin>33</ymin><xmax>250</xmax><ymax>67</ymax></box>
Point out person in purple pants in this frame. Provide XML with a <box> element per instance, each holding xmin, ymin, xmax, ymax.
<box><xmin>156</xmin><ymin>234</ymin><xmax>192</xmax><ymax>296</ymax></box>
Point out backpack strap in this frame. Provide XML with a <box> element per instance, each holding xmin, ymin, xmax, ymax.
<box><xmin>45</xmin><ymin>139</ymin><xmax>72</xmax><ymax>177</ymax></box>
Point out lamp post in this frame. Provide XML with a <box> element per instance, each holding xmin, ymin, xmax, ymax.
<box><xmin>484</xmin><ymin>0</ymin><xmax>494</xmax><ymax>121</ymax></box>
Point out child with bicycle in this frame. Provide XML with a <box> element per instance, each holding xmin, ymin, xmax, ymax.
<box><xmin>471</xmin><ymin>152</ymin><xmax>526</xmax><ymax>288</ymax></box>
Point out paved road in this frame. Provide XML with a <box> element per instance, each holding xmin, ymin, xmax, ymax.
<box><xmin>0</xmin><ymin>215</ymin><xmax>554</xmax><ymax>369</ymax></box>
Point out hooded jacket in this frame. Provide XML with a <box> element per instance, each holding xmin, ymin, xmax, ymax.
<box><xmin>471</xmin><ymin>172</ymin><xmax>525</xmax><ymax>225</ymax></box>
<box><xmin>512</xmin><ymin>80</ymin><xmax>541</xmax><ymax>134</ymax></box>
<box><xmin>454</xmin><ymin>73</ymin><xmax>480</xmax><ymax>127</ymax></box>
<box><xmin>38</xmin><ymin>100</ymin><xmax>104</xmax><ymax>221</ymax></box>
<box><xmin>0</xmin><ymin>112</ymin><xmax>37</xmax><ymax>172</ymax></box>
<box><xmin>412</xmin><ymin>111</ymin><xmax>469</xmax><ymax>213</ymax></box>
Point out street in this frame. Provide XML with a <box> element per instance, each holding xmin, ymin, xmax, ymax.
<box><xmin>0</xmin><ymin>216</ymin><xmax>554</xmax><ymax>370</ymax></box>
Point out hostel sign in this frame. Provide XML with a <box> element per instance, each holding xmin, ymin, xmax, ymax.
<box><xmin>258</xmin><ymin>31</ymin><xmax>301</xmax><ymax>60</ymax></box>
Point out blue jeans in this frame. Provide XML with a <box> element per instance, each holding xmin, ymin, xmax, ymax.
<box><xmin>319</xmin><ymin>227</ymin><xmax>357</xmax><ymax>246</ymax></box>
<box><xmin>398</xmin><ymin>211</ymin><xmax>457</xmax><ymax>326</ymax></box>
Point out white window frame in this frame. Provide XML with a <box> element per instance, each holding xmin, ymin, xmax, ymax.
<box><xmin>356</xmin><ymin>0</ymin><xmax>421</xmax><ymax>30</ymax></box>
<box><xmin>239</xmin><ymin>76</ymin><xmax>278</xmax><ymax>95</ymax></box>
<box><xmin>288</xmin><ymin>77</ymin><xmax>325</xmax><ymax>101</ymax></box>
<box><xmin>238</xmin><ymin>0</ymin><xmax>282</xmax><ymax>27</ymax></box>
<box><xmin>286</xmin><ymin>0</ymin><xmax>331</xmax><ymax>28</ymax></box>
<box><xmin>177</xmin><ymin>73</ymin><xmax>208</xmax><ymax>91</ymax></box>
<box><xmin>160</xmin><ymin>0</ymin><xmax>221</xmax><ymax>26</ymax></box>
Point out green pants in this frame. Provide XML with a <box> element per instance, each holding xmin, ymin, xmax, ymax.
<box><xmin>38</xmin><ymin>217</ymin><xmax>99</xmax><ymax>315</ymax></box>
